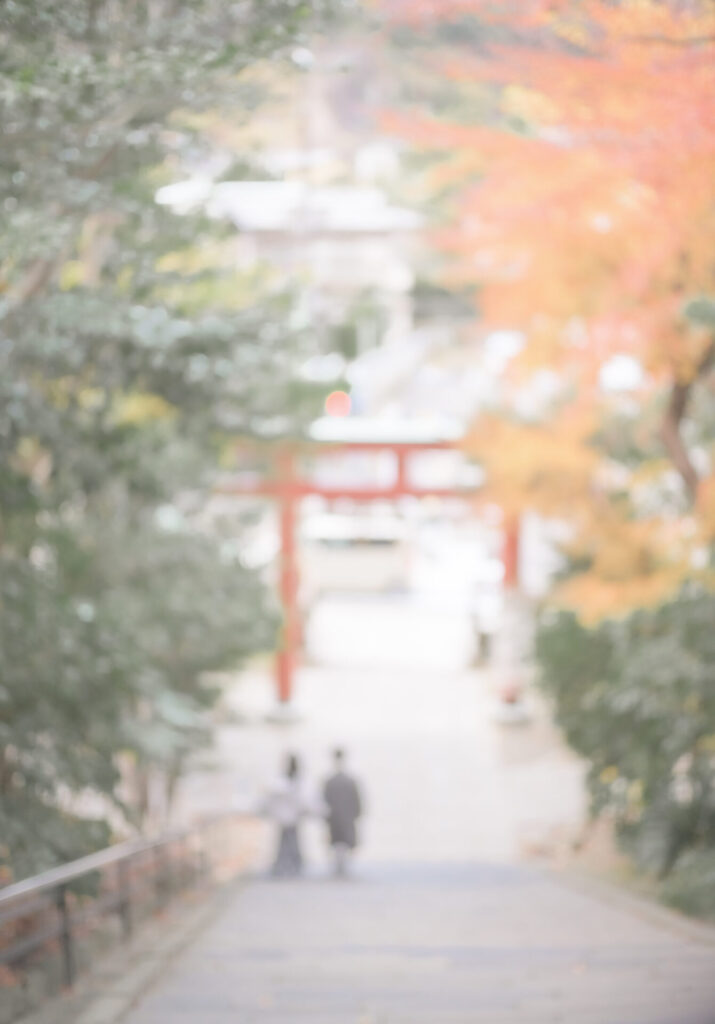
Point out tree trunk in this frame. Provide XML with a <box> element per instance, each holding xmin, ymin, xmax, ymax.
<box><xmin>660</xmin><ymin>339</ymin><xmax>715</xmax><ymax>501</ymax></box>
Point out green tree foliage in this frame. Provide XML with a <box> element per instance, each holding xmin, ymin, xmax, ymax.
<box><xmin>536</xmin><ymin>589</ymin><xmax>715</xmax><ymax>913</ymax></box>
<box><xmin>0</xmin><ymin>0</ymin><xmax>343</xmax><ymax>879</ymax></box>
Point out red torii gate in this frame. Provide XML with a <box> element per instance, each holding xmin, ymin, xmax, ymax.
<box><xmin>217</xmin><ymin>422</ymin><xmax>520</xmax><ymax>707</ymax></box>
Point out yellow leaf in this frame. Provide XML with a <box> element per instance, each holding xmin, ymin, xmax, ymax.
<box><xmin>59</xmin><ymin>260</ymin><xmax>85</xmax><ymax>290</ymax></box>
<box><xmin>114</xmin><ymin>393</ymin><xmax>175</xmax><ymax>426</ymax></box>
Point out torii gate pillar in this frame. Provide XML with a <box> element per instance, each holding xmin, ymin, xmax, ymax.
<box><xmin>276</xmin><ymin>457</ymin><xmax>299</xmax><ymax>705</ymax></box>
<box><xmin>502</xmin><ymin>514</ymin><xmax>521</xmax><ymax>590</ymax></box>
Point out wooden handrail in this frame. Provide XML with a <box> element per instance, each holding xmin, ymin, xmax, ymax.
<box><xmin>0</xmin><ymin>811</ymin><xmax>242</xmax><ymax>906</ymax></box>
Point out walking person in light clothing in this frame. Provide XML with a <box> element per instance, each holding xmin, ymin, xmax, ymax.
<box><xmin>262</xmin><ymin>753</ymin><xmax>315</xmax><ymax>878</ymax></box>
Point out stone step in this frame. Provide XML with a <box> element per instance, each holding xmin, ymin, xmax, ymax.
<box><xmin>121</xmin><ymin>863</ymin><xmax>715</xmax><ymax>1024</ymax></box>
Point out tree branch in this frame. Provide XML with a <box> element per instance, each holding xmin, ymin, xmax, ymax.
<box><xmin>624</xmin><ymin>34</ymin><xmax>715</xmax><ymax>47</ymax></box>
<box><xmin>10</xmin><ymin>259</ymin><xmax>57</xmax><ymax>306</ymax></box>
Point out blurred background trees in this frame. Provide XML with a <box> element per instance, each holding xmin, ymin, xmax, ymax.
<box><xmin>381</xmin><ymin>0</ymin><xmax>715</xmax><ymax>909</ymax></box>
<box><xmin>0</xmin><ymin>0</ymin><xmax>340</xmax><ymax>877</ymax></box>
<box><xmin>2</xmin><ymin>0</ymin><xmax>714</xmax><ymax>917</ymax></box>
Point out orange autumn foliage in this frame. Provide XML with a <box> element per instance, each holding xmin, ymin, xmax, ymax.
<box><xmin>466</xmin><ymin>405</ymin><xmax>600</xmax><ymax>518</ymax></box>
<box><xmin>384</xmin><ymin>0</ymin><xmax>715</xmax><ymax>616</ymax></box>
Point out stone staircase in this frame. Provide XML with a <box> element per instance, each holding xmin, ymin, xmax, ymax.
<box><xmin>122</xmin><ymin>862</ymin><xmax>715</xmax><ymax>1024</ymax></box>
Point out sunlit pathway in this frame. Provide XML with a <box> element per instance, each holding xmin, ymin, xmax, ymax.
<box><xmin>174</xmin><ymin>594</ymin><xmax>587</xmax><ymax>866</ymax></box>
<box><xmin>135</xmin><ymin>593</ymin><xmax>715</xmax><ymax>1023</ymax></box>
<box><xmin>123</xmin><ymin>863</ymin><xmax>715</xmax><ymax>1024</ymax></box>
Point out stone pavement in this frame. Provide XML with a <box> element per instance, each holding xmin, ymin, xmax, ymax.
<box><xmin>122</xmin><ymin>862</ymin><xmax>715</xmax><ymax>1024</ymax></box>
<box><xmin>174</xmin><ymin>594</ymin><xmax>588</xmax><ymax>866</ymax></box>
<box><xmin>145</xmin><ymin>593</ymin><xmax>713</xmax><ymax>1022</ymax></box>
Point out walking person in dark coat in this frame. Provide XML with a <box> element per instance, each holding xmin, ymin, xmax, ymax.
<box><xmin>323</xmin><ymin>748</ymin><xmax>363</xmax><ymax>877</ymax></box>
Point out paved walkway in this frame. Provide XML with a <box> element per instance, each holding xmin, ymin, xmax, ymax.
<box><xmin>174</xmin><ymin>594</ymin><xmax>587</xmax><ymax>865</ymax></box>
<box><xmin>125</xmin><ymin>593</ymin><xmax>715</xmax><ymax>1022</ymax></box>
<box><xmin>123</xmin><ymin>863</ymin><xmax>715</xmax><ymax>1024</ymax></box>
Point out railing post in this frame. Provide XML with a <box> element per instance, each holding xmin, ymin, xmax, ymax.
<box><xmin>166</xmin><ymin>841</ymin><xmax>174</xmax><ymax>899</ymax></box>
<box><xmin>55</xmin><ymin>884</ymin><xmax>75</xmax><ymax>989</ymax></box>
<box><xmin>228</xmin><ymin>815</ymin><xmax>239</xmax><ymax>877</ymax></box>
<box><xmin>199</xmin><ymin>821</ymin><xmax>212</xmax><ymax>882</ymax></box>
<box><xmin>182</xmin><ymin>834</ymin><xmax>192</xmax><ymax>891</ymax></box>
<box><xmin>153</xmin><ymin>846</ymin><xmax>165</xmax><ymax>910</ymax></box>
<box><xmin>117</xmin><ymin>858</ymin><xmax>133</xmax><ymax>941</ymax></box>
